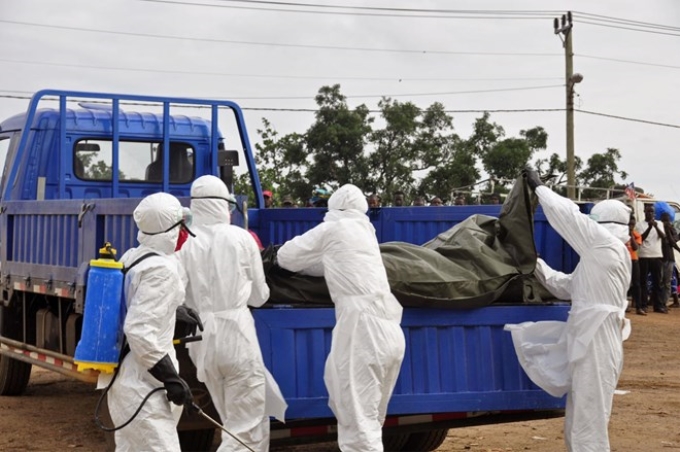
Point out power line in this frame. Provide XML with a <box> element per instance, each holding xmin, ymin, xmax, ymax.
<box><xmin>343</xmin><ymin>85</ymin><xmax>563</xmax><ymax>99</ymax></box>
<box><xmin>577</xmin><ymin>19</ymin><xmax>680</xmax><ymax>37</ymax></box>
<box><xmin>0</xmin><ymin>19</ymin><xmax>559</xmax><ymax>57</ymax></box>
<box><xmin>0</xmin><ymin>58</ymin><xmax>562</xmax><ymax>82</ymax></box>
<box><xmin>138</xmin><ymin>0</ymin><xmax>557</xmax><ymax>19</ymax></box>
<box><xmin>0</xmin><ymin>93</ymin><xmax>564</xmax><ymax>114</ymax></box>
<box><xmin>5</xmin><ymin>19</ymin><xmax>678</xmax><ymax>70</ymax></box>
<box><xmin>0</xmin><ymin>85</ymin><xmax>564</xmax><ymax>102</ymax></box>
<box><xmin>573</xmin><ymin>11</ymin><xmax>680</xmax><ymax>32</ymax></box>
<box><xmin>249</xmin><ymin>107</ymin><xmax>567</xmax><ymax>114</ymax></box>
<box><xmin>574</xmin><ymin>11</ymin><xmax>680</xmax><ymax>33</ymax></box>
<box><xmin>3</xmin><ymin>92</ymin><xmax>678</xmax><ymax>128</ymax></box>
<box><xmin>204</xmin><ymin>1</ymin><xmax>558</xmax><ymax>16</ymax></box>
<box><xmin>578</xmin><ymin>54</ymin><xmax>680</xmax><ymax>70</ymax></box>
<box><xmin>576</xmin><ymin>109</ymin><xmax>680</xmax><ymax>129</ymax></box>
<box><xmin>137</xmin><ymin>1</ymin><xmax>680</xmax><ymax>38</ymax></box>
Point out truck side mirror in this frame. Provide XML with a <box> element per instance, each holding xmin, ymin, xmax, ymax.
<box><xmin>218</xmin><ymin>149</ymin><xmax>239</xmax><ymax>192</ymax></box>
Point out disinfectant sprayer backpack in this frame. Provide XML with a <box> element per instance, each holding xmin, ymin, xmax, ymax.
<box><xmin>74</xmin><ymin>243</ymin><xmax>157</xmax><ymax>373</ymax></box>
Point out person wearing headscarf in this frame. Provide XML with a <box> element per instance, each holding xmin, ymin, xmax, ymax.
<box><xmin>506</xmin><ymin>170</ymin><xmax>632</xmax><ymax>452</ymax></box>
<box><xmin>178</xmin><ymin>175</ymin><xmax>286</xmax><ymax>451</ymax></box>
<box><xmin>277</xmin><ymin>183</ymin><xmax>405</xmax><ymax>452</ymax></box>
<box><xmin>107</xmin><ymin>192</ymin><xmax>193</xmax><ymax>452</ymax></box>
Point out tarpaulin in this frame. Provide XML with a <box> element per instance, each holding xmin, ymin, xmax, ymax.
<box><xmin>262</xmin><ymin>176</ymin><xmax>556</xmax><ymax>308</ymax></box>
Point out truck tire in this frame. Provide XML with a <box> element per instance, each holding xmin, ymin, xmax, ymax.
<box><xmin>400</xmin><ymin>428</ymin><xmax>449</xmax><ymax>452</ymax></box>
<box><xmin>178</xmin><ymin>428</ymin><xmax>216</xmax><ymax>452</ymax></box>
<box><xmin>0</xmin><ymin>353</ymin><xmax>32</xmax><ymax>395</ymax></box>
<box><xmin>382</xmin><ymin>432</ymin><xmax>411</xmax><ymax>451</ymax></box>
<box><xmin>0</xmin><ymin>303</ymin><xmax>33</xmax><ymax>396</ymax></box>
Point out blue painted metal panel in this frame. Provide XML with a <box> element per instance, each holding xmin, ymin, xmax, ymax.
<box><xmin>5</xmin><ymin>201</ymin><xmax>81</xmax><ymax>268</ymax></box>
<box><xmin>255</xmin><ymin>208</ymin><xmax>327</xmax><ymax>246</ymax></box>
<box><xmin>378</xmin><ymin>206</ymin><xmax>502</xmax><ymax>245</ymax></box>
<box><xmin>254</xmin><ymin>305</ymin><xmax>569</xmax><ymax>420</ymax></box>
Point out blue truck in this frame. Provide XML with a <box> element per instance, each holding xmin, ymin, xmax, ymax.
<box><xmin>0</xmin><ymin>90</ymin><xmax>573</xmax><ymax>451</ymax></box>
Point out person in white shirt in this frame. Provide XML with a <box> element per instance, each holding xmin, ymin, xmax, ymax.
<box><xmin>636</xmin><ymin>203</ymin><xmax>666</xmax><ymax>314</ymax></box>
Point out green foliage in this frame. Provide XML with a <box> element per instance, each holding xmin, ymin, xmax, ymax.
<box><xmin>472</xmin><ymin>115</ymin><xmax>546</xmax><ymax>184</ymax></box>
<box><xmin>305</xmin><ymin>84</ymin><xmax>373</xmax><ymax>190</ymax></box>
<box><xmin>468</xmin><ymin>112</ymin><xmax>504</xmax><ymax>156</ymax></box>
<box><xmin>77</xmin><ymin>152</ymin><xmax>126</xmax><ymax>180</ymax></box>
<box><xmin>578</xmin><ymin>148</ymin><xmax>629</xmax><ymax>199</ymax></box>
<box><xmin>367</xmin><ymin>99</ymin><xmax>459</xmax><ymax>201</ymax></box>
<box><xmin>418</xmin><ymin>146</ymin><xmax>479</xmax><ymax>202</ymax></box>
<box><xmin>236</xmin><ymin>84</ymin><xmax>629</xmax><ymax>205</ymax></box>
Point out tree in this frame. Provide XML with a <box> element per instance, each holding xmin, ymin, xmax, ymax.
<box><xmin>366</xmin><ymin>98</ymin><xmax>420</xmax><ymax>196</ymax></box>
<box><xmin>467</xmin><ymin>112</ymin><xmax>504</xmax><ymax>156</ymax></box>
<box><xmin>234</xmin><ymin>119</ymin><xmax>309</xmax><ymax>206</ymax></box>
<box><xmin>578</xmin><ymin>148</ymin><xmax>629</xmax><ymax>200</ymax></box>
<box><xmin>77</xmin><ymin>152</ymin><xmax>126</xmax><ymax>180</ymax></box>
<box><xmin>367</xmin><ymin>99</ymin><xmax>459</xmax><ymax>201</ymax></box>
<box><xmin>239</xmin><ymin>84</ymin><xmax>632</xmax><ymax>206</ymax></box>
<box><xmin>472</xmin><ymin>113</ymin><xmax>547</xmax><ymax>185</ymax></box>
<box><xmin>417</xmin><ymin>143</ymin><xmax>479</xmax><ymax>202</ymax></box>
<box><xmin>305</xmin><ymin>85</ymin><xmax>373</xmax><ymax>191</ymax></box>
<box><xmin>534</xmin><ymin>152</ymin><xmax>583</xmax><ymax>197</ymax></box>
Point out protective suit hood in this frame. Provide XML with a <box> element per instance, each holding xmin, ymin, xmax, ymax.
<box><xmin>325</xmin><ymin>184</ymin><xmax>369</xmax><ymax>223</ymax></box>
<box><xmin>135</xmin><ymin>193</ymin><xmax>183</xmax><ymax>255</ymax></box>
<box><xmin>328</xmin><ymin>184</ymin><xmax>368</xmax><ymax>212</ymax></box>
<box><xmin>190</xmin><ymin>175</ymin><xmax>232</xmax><ymax>226</ymax></box>
<box><xmin>590</xmin><ymin>199</ymin><xmax>631</xmax><ymax>243</ymax></box>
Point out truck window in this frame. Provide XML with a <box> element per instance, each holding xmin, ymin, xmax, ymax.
<box><xmin>0</xmin><ymin>133</ymin><xmax>18</xmax><ymax>194</ymax></box>
<box><xmin>145</xmin><ymin>142</ymin><xmax>194</xmax><ymax>183</ymax></box>
<box><xmin>0</xmin><ymin>136</ymin><xmax>10</xmax><ymax>176</ymax></box>
<box><xmin>74</xmin><ymin>140</ymin><xmax>194</xmax><ymax>184</ymax></box>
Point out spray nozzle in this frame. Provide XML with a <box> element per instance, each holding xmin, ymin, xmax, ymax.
<box><xmin>99</xmin><ymin>242</ymin><xmax>117</xmax><ymax>260</ymax></box>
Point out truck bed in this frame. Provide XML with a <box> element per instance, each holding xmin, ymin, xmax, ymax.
<box><xmin>256</xmin><ymin>304</ymin><xmax>569</xmax><ymax>420</ymax></box>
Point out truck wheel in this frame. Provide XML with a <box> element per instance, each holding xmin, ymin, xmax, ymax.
<box><xmin>178</xmin><ymin>428</ymin><xmax>216</xmax><ymax>452</ymax></box>
<box><xmin>382</xmin><ymin>432</ymin><xmax>411</xmax><ymax>451</ymax></box>
<box><xmin>0</xmin><ymin>353</ymin><xmax>32</xmax><ymax>395</ymax></box>
<box><xmin>400</xmin><ymin>428</ymin><xmax>449</xmax><ymax>452</ymax></box>
<box><xmin>0</xmin><ymin>303</ymin><xmax>33</xmax><ymax>396</ymax></box>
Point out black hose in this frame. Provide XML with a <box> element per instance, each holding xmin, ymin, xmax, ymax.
<box><xmin>94</xmin><ymin>365</ymin><xmax>167</xmax><ymax>432</ymax></box>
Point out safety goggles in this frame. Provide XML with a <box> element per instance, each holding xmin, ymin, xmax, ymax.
<box><xmin>141</xmin><ymin>207</ymin><xmax>196</xmax><ymax>237</ymax></box>
<box><xmin>191</xmin><ymin>195</ymin><xmax>242</xmax><ymax>215</ymax></box>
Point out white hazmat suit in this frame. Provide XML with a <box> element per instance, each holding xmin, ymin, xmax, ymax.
<box><xmin>505</xmin><ymin>187</ymin><xmax>632</xmax><ymax>452</ymax></box>
<box><xmin>108</xmin><ymin>193</ymin><xmax>188</xmax><ymax>452</ymax></box>
<box><xmin>178</xmin><ymin>175</ymin><xmax>286</xmax><ymax>452</ymax></box>
<box><xmin>277</xmin><ymin>184</ymin><xmax>406</xmax><ymax>452</ymax></box>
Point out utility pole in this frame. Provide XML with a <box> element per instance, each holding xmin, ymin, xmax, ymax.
<box><xmin>554</xmin><ymin>12</ymin><xmax>582</xmax><ymax>200</ymax></box>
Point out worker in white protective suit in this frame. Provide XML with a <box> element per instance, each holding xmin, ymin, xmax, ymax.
<box><xmin>178</xmin><ymin>175</ymin><xmax>287</xmax><ymax>452</ymax></box>
<box><xmin>107</xmin><ymin>192</ymin><xmax>194</xmax><ymax>452</ymax></box>
<box><xmin>277</xmin><ymin>183</ymin><xmax>406</xmax><ymax>452</ymax></box>
<box><xmin>505</xmin><ymin>170</ymin><xmax>632</xmax><ymax>452</ymax></box>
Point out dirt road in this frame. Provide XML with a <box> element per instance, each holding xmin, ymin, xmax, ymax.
<box><xmin>1</xmin><ymin>309</ymin><xmax>679</xmax><ymax>451</ymax></box>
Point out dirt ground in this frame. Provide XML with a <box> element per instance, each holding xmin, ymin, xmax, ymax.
<box><xmin>1</xmin><ymin>308</ymin><xmax>679</xmax><ymax>452</ymax></box>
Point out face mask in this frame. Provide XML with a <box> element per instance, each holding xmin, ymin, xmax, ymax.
<box><xmin>175</xmin><ymin>228</ymin><xmax>189</xmax><ymax>251</ymax></box>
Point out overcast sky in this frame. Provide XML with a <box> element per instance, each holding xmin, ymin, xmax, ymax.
<box><xmin>0</xmin><ymin>0</ymin><xmax>678</xmax><ymax>199</ymax></box>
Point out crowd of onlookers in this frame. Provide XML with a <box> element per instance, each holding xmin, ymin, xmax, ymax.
<box><xmin>262</xmin><ymin>189</ymin><xmax>504</xmax><ymax>208</ymax></box>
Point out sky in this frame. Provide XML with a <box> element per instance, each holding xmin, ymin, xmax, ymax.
<box><xmin>0</xmin><ymin>0</ymin><xmax>678</xmax><ymax>199</ymax></box>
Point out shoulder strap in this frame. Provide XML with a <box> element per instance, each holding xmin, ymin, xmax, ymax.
<box><xmin>122</xmin><ymin>252</ymin><xmax>160</xmax><ymax>275</ymax></box>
